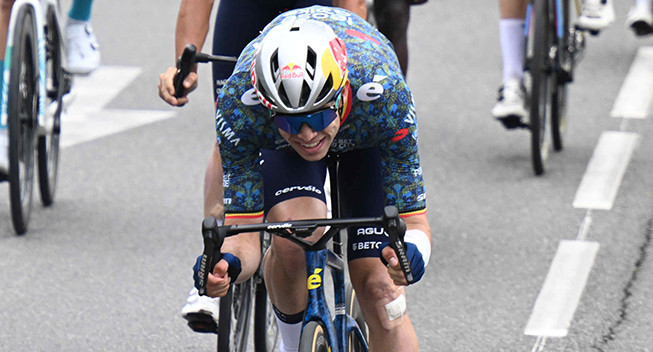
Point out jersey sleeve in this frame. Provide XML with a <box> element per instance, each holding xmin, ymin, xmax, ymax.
<box><xmin>377</xmin><ymin>80</ymin><xmax>427</xmax><ymax>217</ymax></box>
<box><xmin>215</xmin><ymin>74</ymin><xmax>270</xmax><ymax>218</ymax></box>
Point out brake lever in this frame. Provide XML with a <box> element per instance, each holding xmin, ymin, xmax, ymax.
<box><xmin>383</xmin><ymin>206</ymin><xmax>414</xmax><ymax>284</ymax></box>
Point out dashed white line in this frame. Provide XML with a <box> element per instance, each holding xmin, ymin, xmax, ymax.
<box><xmin>572</xmin><ymin>131</ymin><xmax>639</xmax><ymax>210</ymax></box>
<box><xmin>610</xmin><ymin>46</ymin><xmax>653</xmax><ymax>119</ymax></box>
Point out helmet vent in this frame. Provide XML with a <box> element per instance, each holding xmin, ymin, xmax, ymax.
<box><xmin>278</xmin><ymin>83</ymin><xmax>291</xmax><ymax>107</ymax></box>
<box><xmin>300</xmin><ymin>81</ymin><xmax>311</xmax><ymax>107</ymax></box>
<box><xmin>316</xmin><ymin>74</ymin><xmax>333</xmax><ymax>103</ymax></box>
<box><xmin>270</xmin><ymin>49</ymin><xmax>280</xmax><ymax>84</ymax></box>
<box><xmin>306</xmin><ymin>48</ymin><xmax>316</xmax><ymax>79</ymax></box>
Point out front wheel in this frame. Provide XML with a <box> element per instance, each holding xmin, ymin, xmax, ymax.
<box><xmin>217</xmin><ymin>280</ymin><xmax>253</xmax><ymax>352</ymax></box>
<box><xmin>37</xmin><ymin>7</ymin><xmax>64</xmax><ymax>206</ymax></box>
<box><xmin>298</xmin><ymin>321</ymin><xmax>331</xmax><ymax>352</ymax></box>
<box><xmin>7</xmin><ymin>6</ymin><xmax>39</xmax><ymax>235</ymax></box>
<box><xmin>345</xmin><ymin>283</ymin><xmax>367</xmax><ymax>351</ymax></box>
<box><xmin>527</xmin><ymin>0</ymin><xmax>553</xmax><ymax>175</ymax></box>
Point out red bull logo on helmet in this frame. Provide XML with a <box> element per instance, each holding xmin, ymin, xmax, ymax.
<box><xmin>280</xmin><ymin>63</ymin><xmax>304</xmax><ymax>80</ymax></box>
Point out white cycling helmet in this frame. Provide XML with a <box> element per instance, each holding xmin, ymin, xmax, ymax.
<box><xmin>251</xmin><ymin>17</ymin><xmax>348</xmax><ymax>115</ymax></box>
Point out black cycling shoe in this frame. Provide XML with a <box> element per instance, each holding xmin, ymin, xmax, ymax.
<box><xmin>184</xmin><ymin>312</ymin><xmax>218</xmax><ymax>334</ymax></box>
<box><xmin>497</xmin><ymin>115</ymin><xmax>530</xmax><ymax>130</ymax></box>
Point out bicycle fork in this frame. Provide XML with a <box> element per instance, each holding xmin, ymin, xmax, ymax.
<box><xmin>302</xmin><ymin>248</ymin><xmax>368</xmax><ymax>352</ymax></box>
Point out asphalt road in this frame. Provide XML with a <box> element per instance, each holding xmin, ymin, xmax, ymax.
<box><xmin>1</xmin><ymin>1</ymin><xmax>652</xmax><ymax>351</ymax></box>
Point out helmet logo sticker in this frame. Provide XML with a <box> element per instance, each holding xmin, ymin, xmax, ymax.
<box><xmin>322</xmin><ymin>38</ymin><xmax>348</xmax><ymax>90</ymax></box>
<box><xmin>280</xmin><ymin>63</ymin><xmax>304</xmax><ymax>80</ymax></box>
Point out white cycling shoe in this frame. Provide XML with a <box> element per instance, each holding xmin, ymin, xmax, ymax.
<box><xmin>577</xmin><ymin>0</ymin><xmax>614</xmax><ymax>33</ymax></box>
<box><xmin>626</xmin><ymin>4</ymin><xmax>653</xmax><ymax>36</ymax></box>
<box><xmin>181</xmin><ymin>287</ymin><xmax>220</xmax><ymax>333</ymax></box>
<box><xmin>492</xmin><ymin>79</ymin><xmax>528</xmax><ymax>129</ymax></box>
<box><xmin>66</xmin><ymin>20</ymin><xmax>101</xmax><ymax>75</ymax></box>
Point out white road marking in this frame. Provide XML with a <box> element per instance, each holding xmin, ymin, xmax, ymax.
<box><xmin>60</xmin><ymin>66</ymin><xmax>176</xmax><ymax>148</ymax></box>
<box><xmin>572</xmin><ymin>131</ymin><xmax>639</xmax><ymax>210</ymax></box>
<box><xmin>524</xmin><ymin>240</ymin><xmax>600</xmax><ymax>337</ymax></box>
<box><xmin>610</xmin><ymin>46</ymin><xmax>653</xmax><ymax>119</ymax></box>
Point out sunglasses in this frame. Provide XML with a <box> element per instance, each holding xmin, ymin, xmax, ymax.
<box><xmin>272</xmin><ymin>106</ymin><xmax>339</xmax><ymax>135</ymax></box>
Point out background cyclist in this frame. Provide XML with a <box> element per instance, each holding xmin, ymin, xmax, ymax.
<box><xmin>187</xmin><ymin>6</ymin><xmax>432</xmax><ymax>351</ymax></box>
<box><xmin>491</xmin><ymin>0</ymin><xmax>614</xmax><ymax>129</ymax></box>
<box><xmin>0</xmin><ymin>0</ymin><xmax>100</xmax><ymax>174</ymax></box>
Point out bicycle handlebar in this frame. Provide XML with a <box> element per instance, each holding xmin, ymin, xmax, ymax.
<box><xmin>173</xmin><ymin>43</ymin><xmax>239</xmax><ymax>99</ymax></box>
<box><xmin>196</xmin><ymin>206</ymin><xmax>414</xmax><ymax>296</ymax></box>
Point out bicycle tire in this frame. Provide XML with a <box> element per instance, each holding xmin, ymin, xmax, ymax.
<box><xmin>527</xmin><ymin>0</ymin><xmax>554</xmax><ymax>175</ymax></box>
<box><xmin>38</xmin><ymin>7</ymin><xmax>63</xmax><ymax>206</ymax></box>
<box><xmin>8</xmin><ymin>6</ymin><xmax>38</xmax><ymax>235</ymax></box>
<box><xmin>253</xmin><ymin>232</ymin><xmax>279</xmax><ymax>352</ymax></box>
<box><xmin>253</xmin><ymin>278</ymin><xmax>279</xmax><ymax>351</ymax></box>
<box><xmin>551</xmin><ymin>0</ymin><xmax>570</xmax><ymax>151</ymax></box>
<box><xmin>345</xmin><ymin>282</ymin><xmax>367</xmax><ymax>352</ymax></box>
<box><xmin>298</xmin><ymin>321</ymin><xmax>331</xmax><ymax>352</ymax></box>
<box><xmin>217</xmin><ymin>280</ymin><xmax>253</xmax><ymax>352</ymax></box>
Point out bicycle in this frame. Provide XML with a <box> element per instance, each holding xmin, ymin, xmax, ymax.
<box><xmin>523</xmin><ymin>0</ymin><xmax>588</xmax><ymax>175</ymax></box>
<box><xmin>0</xmin><ymin>0</ymin><xmax>70</xmax><ymax>234</ymax></box>
<box><xmin>196</xmin><ymin>152</ymin><xmax>414</xmax><ymax>352</ymax></box>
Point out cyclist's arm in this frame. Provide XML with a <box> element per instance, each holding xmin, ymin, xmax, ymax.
<box><xmin>158</xmin><ymin>0</ymin><xmax>213</xmax><ymax>105</ymax></box>
<box><xmin>333</xmin><ymin>0</ymin><xmax>367</xmax><ymax>19</ymax></box>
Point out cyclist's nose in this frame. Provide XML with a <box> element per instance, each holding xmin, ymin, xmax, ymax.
<box><xmin>295</xmin><ymin>123</ymin><xmax>318</xmax><ymax>139</ymax></box>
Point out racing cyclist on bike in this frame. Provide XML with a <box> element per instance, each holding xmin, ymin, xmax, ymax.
<box><xmin>196</xmin><ymin>6</ymin><xmax>432</xmax><ymax>351</ymax></box>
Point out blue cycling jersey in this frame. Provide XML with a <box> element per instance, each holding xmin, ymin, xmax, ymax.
<box><xmin>216</xmin><ymin>6</ymin><xmax>426</xmax><ymax>219</ymax></box>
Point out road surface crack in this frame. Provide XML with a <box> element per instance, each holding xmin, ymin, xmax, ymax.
<box><xmin>592</xmin><ymin>217</ymin><xmax>652</xmax><ymax>351</ymax></box>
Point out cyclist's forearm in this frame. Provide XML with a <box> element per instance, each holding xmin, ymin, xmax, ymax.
<box><xmin>403</xmin><ymin>213</ymin><xmax>432</xmax><ymax>246</ymax></box>
<box><xmin>175</xmin><ymin>0</ymin><xmax>213</xmax><ymax>58</ymax></box>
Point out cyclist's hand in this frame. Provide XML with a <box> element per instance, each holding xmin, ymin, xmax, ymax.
<box><xmin>157</xmin><ymin>66</ymin><xmax>198</xmax><ymax>106</ymax></box>
<box><xmin>192</xmin><ymin>253</ymin><xmax>242</xmax><ymax>297</ymax></box>
<box><xmin>205</xmin><ymin>259</ymin><xmax>231</xmax><ymax>297</ymax></box>
<box><xmin>381</xmin><ymin>242</ymin><xmax>425</xmax><ymax>286</ymax></box>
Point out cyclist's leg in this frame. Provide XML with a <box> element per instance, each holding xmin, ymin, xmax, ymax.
<box><xmin>260</xmin><ymin>149</ymin><xmax>328</xmax><ymax>352</ymax></box>
<box><xmin>340</xmin><ymin>148</ymin><xmax>419</xmax><ymax>351</ymax></box>
<box><xmin>373</xmin><ymin>0</ymin><xmax>410</xmax><ymax>76</ymax></box>
<box><xmin>492</xmin><ymin>0</ymin><xmax>528</xmax><ymax>128</ymax></box>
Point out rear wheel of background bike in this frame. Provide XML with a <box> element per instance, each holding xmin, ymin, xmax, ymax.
<box><xmin>551</xmin><ymin>72</ymin><xmax>568</xmax><ymax>151</ymax></box>
<box><xmin>527</xmin><ymin>0</ymin><xmax>553</xmax><ymax>175</ymax></box>
<box><xmin>8</xmin><ymin>7</ymin><xmax>39</xmax><ymax>235</ymax></box>
<box><xmin>298</xmin><ymin>321</ymin><xmax>331</xmax><ymax>352</ymax></box>
<box><xmin>253</xmin><ymin>232</ymin><xmax>279</xmax><ymax>351</ymax></box>
<box><xmin>345</xmin><ymin>283</ymin><xmax>367</xmax><ymax>352</ymax></box>
<box><xmin>551</xmin><ymin>0</ymin><xmax>570</xmax><ymax>152</ymax></box>
<box><xmin>37</xmin><ymin>7</ymin><xmax>64</xmax><ymax>206</ymax></box>
<box><xmin>253</xmin><ymin>279</ymin><xmax>279</xmax><ymax>351</ymax></box>
<box><xmin>217</xmin><ymin>280</ymin><xmax>253</xmax><ymax>352</ymax></box>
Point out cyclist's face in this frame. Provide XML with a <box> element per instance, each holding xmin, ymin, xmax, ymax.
<box><xmin>278</xmin><ymin>113</ymin><xmax>340</xmax><ymax>161</ymax></box>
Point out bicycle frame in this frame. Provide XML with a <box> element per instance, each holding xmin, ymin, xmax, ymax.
<box><xmin>0</xmin><ymin>0</ymin><xmax>63</xmax><ymax>134</ymax></box>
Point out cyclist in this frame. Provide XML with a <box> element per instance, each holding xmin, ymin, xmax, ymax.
<box><xmin>492</xmin><ymin>0</ymin><xmax>614</xmax><ymax>128</ymax></box>
<box><xmin>0</xmin><ymin>0</ymin><xmax>99</xmax><ymax>174</ymax></box>
<box><xmin>158</xmin><ymin>0</ymin><xmax>366</xmax><ymax>333</ymax></box>
<box><xmin>189</xmin><ymin>6</ymin><xmax>431</xmax><ymax>351</ymax></box>
<box><xmin>372</xmin><ymin>0</ymin><xmax>428</xmax><ymax>76</ymax></box>
<box><xmin>626</xmin><ymin>0</ymin><xmax>653</xmax><ymax>36</ymax></box>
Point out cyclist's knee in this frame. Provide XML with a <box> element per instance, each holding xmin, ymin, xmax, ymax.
<box><xmin>267</xmin><ymin>237</ymin><xmax>306</xmax><ymax>273</ymax></box>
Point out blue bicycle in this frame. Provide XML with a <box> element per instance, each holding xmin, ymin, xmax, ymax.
<box><xmin>196</xmin><ymin>154</ymin><xmax>413</xmax><ymax>352</ymax></box>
